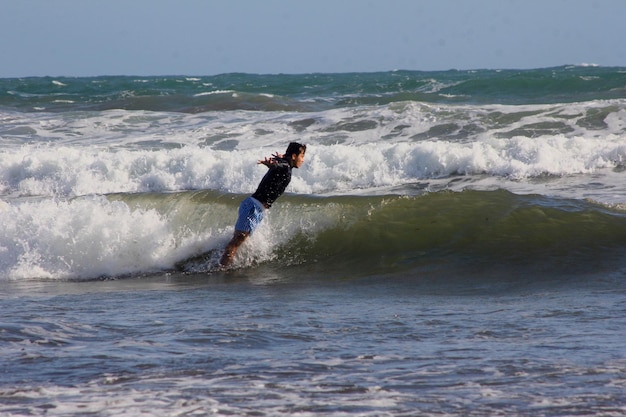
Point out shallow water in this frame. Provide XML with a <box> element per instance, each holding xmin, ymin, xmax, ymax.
<box><xmin>2</xmin><ymin>268</ymin><xmax>626</xmax><ymax>416</ymax></box>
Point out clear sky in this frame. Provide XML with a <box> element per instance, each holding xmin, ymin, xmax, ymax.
<box><xmin>2</xmin><ymin>0</ymin><xmax>624</xmax><ymax>77</ymax></box>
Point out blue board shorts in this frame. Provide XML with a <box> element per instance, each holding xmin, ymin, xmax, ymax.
<box><xmin>234</xmin><ymin>196</ymin><xmax>265</xmax><ymax>234</ymax></box>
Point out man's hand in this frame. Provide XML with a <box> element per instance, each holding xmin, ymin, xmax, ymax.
<box><xmin>258</xmin><ymin>152</ymin><xmax>284</xmax><ymax>167</ymax></box>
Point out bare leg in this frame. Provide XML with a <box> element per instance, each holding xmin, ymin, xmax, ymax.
<box><xmin>220</xmin><ymin>231</ymin><xmax>249</xmax><ymax>267</ymax></box>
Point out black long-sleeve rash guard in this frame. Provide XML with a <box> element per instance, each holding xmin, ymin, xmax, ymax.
<box><xmin>251</xmin><ymin>159</ymin><xmax>292</xmax><ymax>208</ymax></box>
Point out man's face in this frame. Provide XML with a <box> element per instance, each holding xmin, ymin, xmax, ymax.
<box><xmin>291</xmin><ymin>150</ymin><xmax>305</xmax><ymax>169</ymax></box>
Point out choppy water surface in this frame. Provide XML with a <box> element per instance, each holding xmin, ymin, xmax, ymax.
<box><xmin>2</xmin><ymin>273</ymin><xmax>626</xmax><ymax>416</ymax></box>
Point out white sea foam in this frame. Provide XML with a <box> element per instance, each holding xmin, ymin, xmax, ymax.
<box><xmin>3</xmin><ymin>359</ymin><xmax>624</xmax><ymax>417</ymax></box>
<box><xmin>0</xmin><ymin>133</ymin><xmax>624</xmax><ymax>199</ymax></box>
<box><xmin>0</xmin><ymin>196</ymin><xmax>186</xmax><ymax>280</ymax></box>
<box><xmin>193</xmin><ymin>90</ymin><xmax>236</xmax><ymax>97</ymax></box>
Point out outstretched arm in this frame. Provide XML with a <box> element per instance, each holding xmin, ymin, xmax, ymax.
<box><xmin>258</xmin><ymin>152</ymin><xmax>284</xmax><ymax>167</ymax></box>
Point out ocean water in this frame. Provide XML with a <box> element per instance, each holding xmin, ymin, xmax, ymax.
<box><xmin>2</xmin><ymin>66</ymin><xmax>626</xmax><ymax>416</ymax></box>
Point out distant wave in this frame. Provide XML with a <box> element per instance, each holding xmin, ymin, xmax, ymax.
<box><xmin>2</xmin><ymin>66</ymin><xmax>625</xmax><ymax>113</ymax></box>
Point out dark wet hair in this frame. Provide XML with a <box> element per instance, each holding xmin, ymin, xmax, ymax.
<box><xmin>285</xmin><ymin>142</ymin><xmax>306</xmax><ymax>159</ymax></box>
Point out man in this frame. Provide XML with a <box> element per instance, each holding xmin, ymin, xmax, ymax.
<box><xmin>220</xmin><ymin>142</ymin><xmax>306</xmax><ymax>267</ymax></box>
